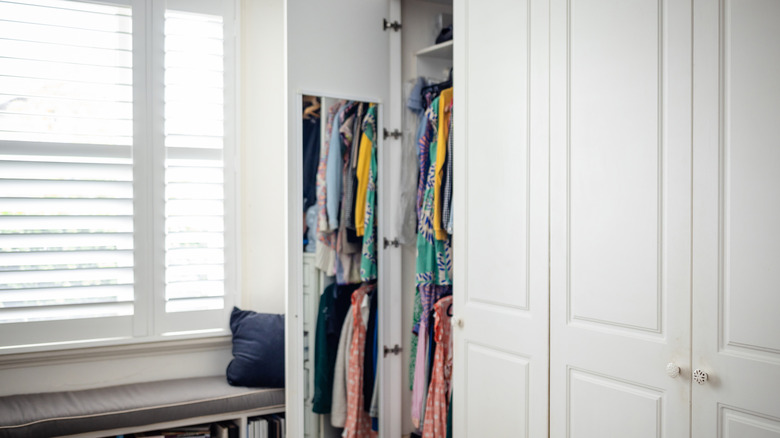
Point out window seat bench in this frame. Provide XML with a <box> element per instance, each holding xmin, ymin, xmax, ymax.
<box><xmin>0</xmin><ymin>376</ymin><xmax>285</xmax><ymax>437</ymax></box>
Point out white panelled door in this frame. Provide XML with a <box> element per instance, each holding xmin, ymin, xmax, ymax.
<box><xmin>692</xmin><ymin>0</ymin><xmax>780</xmax><ymax>436</ymax></box>
<box><xmin>452</xmin><ymin>0</ymin><xmax>549</xmax><ymax>436</ymax></box>
<box><xmin>550</xmin><ymin>0</ymin><xmax>693</xmax><ymax>436</ymax></box>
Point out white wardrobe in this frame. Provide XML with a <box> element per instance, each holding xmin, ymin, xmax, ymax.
<box><xmin>453</xmin><ymin>0</ymin><xmax>780</xmax><ymax>436</ymax></box>
<box><xmin>284</xmin><ymin>0</ymin><xmax>780</xmax><ymax>437</ymax></box>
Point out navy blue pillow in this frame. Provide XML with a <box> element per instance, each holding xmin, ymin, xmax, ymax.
<box><xmin>226</xmin><ymin>307</ymin><xmax>285</xmax><ymax>388</ymax></box>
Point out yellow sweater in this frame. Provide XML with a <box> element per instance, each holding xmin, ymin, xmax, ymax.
<box><xmin>434</xmin><ymin>87</ymin><xmax>453</xmax><ymax>240</ymax></box>
<box><xmin>354</xmin><ymin>129</ymin><xmax>373</xmax><ymax>236</ymax></box>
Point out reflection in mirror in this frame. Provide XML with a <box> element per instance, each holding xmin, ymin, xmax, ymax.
<box><xmin>300</xmin><ymin>95</ymin><xmax>380</xmax><ymax>438</ymax></box>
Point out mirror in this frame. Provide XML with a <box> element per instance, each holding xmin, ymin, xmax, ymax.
<box><xmin>299</xmin><ymin>95</ymin><xmax>381</xmax><ymax>438</ymax></box>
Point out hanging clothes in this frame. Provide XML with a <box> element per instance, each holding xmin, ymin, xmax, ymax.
<box><xmin>316</xmin><ymin>101</ymin><xmax>346</xmax><ymax>275</ymax></box>
<box><xmin>422</xmin><ymin>295</ymin><xmax>453</xmax><ymax>438</ymax></box>
<box><xmin>354</xmin><ymin>105</ymin><xmax>375</xmax><ymax>236</ymax></box>
<box><xmin>305</xmin><ymin>96</ymin><xmax>386</xmax><ymax>438</ymax></box>
<box><xmin>359</xmin><ymin>105</ymin><xmax>379</xmax><ymax>282</ymax></box>
<box><xmin>363</xmin><ymin>287</ymin><xmax>379</xmax><ymax>412</ymax></box>
<box><xmin>415</xmin><ymin>97</ymin><xmax>452</xmax><ymax>288</ymax></box>
<box><xmin>409</xmin><ymin>287</ymin><xmax>423</xmax><ymax>390</ymax></box>
<box><xmin>342</xmin><ymin>284</ymin><xmax>374</xmax><ymax>437</ymax></box>
<box><xmin>410</xmin><ymin>284</ymin><xmax>449</xmax><ymax>428</ymax></box>
<box><xmin>412</xmin><ymin>94</ymin><xmax>453</xmax><ymax>428</ymax></box>
<box><xmin>302</xmin><ymin>111</ymin><xmax>321</xmax><ymax>213</ymax></box>
<box><xmin>433</xmin><ymin>87</ymin><xmax>453</xmax><ymax>241</ymax></box>
<box><xmin>442</xmin><ymin>107</ymin><xmax>454</xmax><ymax>235</ymax></box>
<box><xmin>312</xmin><ymin>283</ymin><xmax>358</xmax><ymax>414</ymax></box>
<box><xmin>343</xmin><ymin>103</ymin><xmax>366</xmax><ymax>240</ymax></box>
<box><xmin>370</xmin><ymin>318</ymin><xmax>380</xmax><ymax>430</ymax></box>
<box><xmin>398</xmin><ymin>77</ymin><xmax>428</xmax><ymax>245</ymax></box>
<box><xmin>409</xmin><ymin>87</ymin><xmax>436</xmax><ymax>416</ymax></box>
<box><xmin>331</xmin><ymin>301</ymin><xmax>354</xmax><ymax>428</ymax></box>
<box><xmin>334</xmin><ymin>103</ymin><xmax>364</xmax><ymax>286</ymax></box>
<box><xmin>326</xmin><ymin>102</ymin><xmax>351</xmax><ymax>232</ymax></box>
<box><xmin>407</xmin><ymin>79</ymin><xmax>456</xmax><ymax>436</ymax></box>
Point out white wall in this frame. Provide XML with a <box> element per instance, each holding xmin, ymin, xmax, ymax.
<box><xmin>0</xmin><ymin>340</ymin><xmax>233</xmax><ymax>395</ymax></box>
<box><xmin>240</xmin><ymin>0</ymin><xmax>288</xmax><ymax>315</ymax></box>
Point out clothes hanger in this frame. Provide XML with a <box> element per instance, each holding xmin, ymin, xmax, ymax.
<box><xmin>302</xmin><ymin>95</ymin><xmax>320</xmax><ymax>120</ymax></box>
<box><xmin>420</xmin><ymin>68</ymin><xmax>453</xmax><ymax>97</ymax></box>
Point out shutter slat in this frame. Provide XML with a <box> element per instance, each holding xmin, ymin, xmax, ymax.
<box><xmin>165</xmin><ymin>297</ymin><xmax>222</xmax><ymax>313</ymax></box>
<box><xmin>165</xmin><ymin>85</ymin><xmax>223</xmax><ymax>105</ymax></box>
<box><xmin>1</xmin><ymin>233</ymin><xmax>133</xmax><ymax>250</ymax></box>
<box><xmin>0</xmin><ymin>113</ymin><xmax>132</xmax><ymax>138</ymax></box>
<box><xmin>0</xmin><ymin>2</ymin><xmax>131</xmax><ymax>33</ymax></box>
<box><xmin>166</xmin><ymin>183</ymin><xmax>223</xmax><ymax>200</ymax></box>
<box><xmin>166</xmin><ymin>232</ymin><xmax>223</xmax><ymax>249</ymax></box>
<box><xmin>0</xmin><ymin>250</ymin><xmax>133</xmax><ymax>271</ymax></box>
<box><xmin>0</xmin><ymin>76</ymin><xmax>132</xmax><ymax>102</ymax></box>
<box><xmin>0</xmin><ymin>301</ymin><xmax>133</xmax><ymax>323</ymax></box>
<box><xmin>0</xmin><ymin>217</ymin><xmax>132</xmax><ymax>234</ymax></box>
<box><xmin>0</xmin><ymin>267</ymin><xmax>134</xmax><ymax>290</ymax></box>
<box><xmin>0</xmin><ymin>159</ymin><xmax>132</xmax><ymax>179</ymax></box>
<box><xmin>1</xmin><ymin>198</ymin><xmax>133</xmax><ymax>216</ymax></box>
<box><xmin>167</xmin><ymin>248</ymin><xmax>224</xmax><ymax>266</ymax></box>
<box><xmin>0</xmin><ymin>19</ymin><xmax>131</xmax><ymax>50</ymax></box>
<box><xmin>0</xmin><ymin>284</ymin><xmax>133</xmax><ymax>308</ymax></box>
<box><xmin>166</xmin><ymin>217</ymin><xmax>223</xmax><ymax>233</ymax></box>
<box><xmin>0</xmin><ymin>57</ymin><xmax>132</xmax><ymax>85</ymax></box>
<box><xmin>0</xmin><ymin>39</ymin><xmax>132</xmax><ymax>68</ymax></box>
<box><xmin>165</xmin><ymin>35</ymin><xmax>222</xmax><ymax>56</ymax></box>
<box><xmin>0</xmin><ymin>180</ymin><xmax>132</xmax><ymax>198</ymax></box>
<box><xmin>0</xmin><ymin>94</ymin><xmax>132</xmax><ymax>119</ymax></box>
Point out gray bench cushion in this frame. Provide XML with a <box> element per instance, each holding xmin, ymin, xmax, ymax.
<box><xmin>0</xmin><ymin>376</ymin><xmax>285</xmax><ymax>437</ymax></box>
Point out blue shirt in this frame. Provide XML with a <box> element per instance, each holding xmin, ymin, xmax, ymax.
<box><xmin>326</xmin><ymin>102</ymin><xmax>349</xmax><ymax>230</ymax></box>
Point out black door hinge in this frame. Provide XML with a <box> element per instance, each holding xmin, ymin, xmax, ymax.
<box><xmin>383</xmin><ymin>344</ymin><xmax>403</xmax><ymax>357</ymax></box>
<box><xmin>383</xmin><ymin>18</ymin><xmax>402</xmax><ymax>32</ymax></box>
<box><xmin>383</xmin><ymin>128</ymin><xmax>402</xmax><ymax>140</ymax></box>
<box><xmin>383</xmin><ymin>237</ymin><xmax>400</xmax><ymax>249</ymax></box>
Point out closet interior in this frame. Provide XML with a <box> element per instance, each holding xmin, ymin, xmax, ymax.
<box><xmin>291</xmin><ymin>1</ymin><xmax>454</xmax><ymax>436</ymax></box>
<box><xmin>301</xmin><ymin>95</ymin><xmax>382</xmax><ymax>438</ymax></box>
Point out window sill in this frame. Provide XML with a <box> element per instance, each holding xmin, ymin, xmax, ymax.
<box><xmin>0</xmin><ymin>335</ymin><xmax>232</xmax><ymax>370</ymax></box>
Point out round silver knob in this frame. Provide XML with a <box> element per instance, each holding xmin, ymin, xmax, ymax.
<box><xmin>666</xmin><ymin>363</ymin><xmax>680</xmax><ymax>378</ymax></box>
<box><xmin>693</xmin><ymin>369</ymin><xmax>708</xmax><ymax>384</ymax></box>
<box><xmin>451</xmin><ymin>317</ymin><xmax>464</xmax><ymax>328</ymax></box>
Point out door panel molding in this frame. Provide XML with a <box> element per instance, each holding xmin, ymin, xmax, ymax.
<box><xmin>566</xmin><ymin>0</ymin><xmax>665</xmax><ymax>335</ymax></box>
<box><xmin>568</xmin><ymin>367</ymin><xmax>664</xmax><ymax>438</ymax></box>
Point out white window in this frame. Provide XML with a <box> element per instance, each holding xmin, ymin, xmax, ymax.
<box><xmin>0</xmin><ymin>0</ymin><xmax>238</xmax><ymax>352</ymax></box>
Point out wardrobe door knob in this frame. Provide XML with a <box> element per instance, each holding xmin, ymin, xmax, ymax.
<box><xmin>451</xmin><ymin>317</ymin><xmax>463</xmax><ymax>328</ymax></box>
<box><xmin>693</xmin><ymin>369</ymin><xmax>708</xmax><ymax>385</ymax></box>
<box><xmin>666</xmin><ymin>363</ymin><xmax>681</xmax><ymax>378</ymax></box>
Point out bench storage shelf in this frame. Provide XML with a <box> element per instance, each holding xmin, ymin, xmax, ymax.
<box><xmin>0</xmin><ymin>376</ymin><xmax>284</xmax><ymax>438</ymax></box>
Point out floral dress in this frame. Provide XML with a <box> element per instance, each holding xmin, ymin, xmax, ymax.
<box><xmin>343</xmin><ymin>285</ymin><xmax>374</xmax><ymax>437</ymax></box>
<box><xmin>360</xmin><ymin>105</ymin><xmax>378</xmax><ymax>281</ymax></box>
<box><xmin>423</xmin><ymin>295</ymin><xmax>453</xmax><ymax>438</ymax></box>
<box><xmin>411</xmin><ymin>96</ymin><xmax>454</xmax><ymax>427</ymax></box>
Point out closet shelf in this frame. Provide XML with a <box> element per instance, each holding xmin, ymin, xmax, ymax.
<box><xmin>415</xmin><ymin>40</ymin><xmax>453</xmax><ymax>60</ymax></box>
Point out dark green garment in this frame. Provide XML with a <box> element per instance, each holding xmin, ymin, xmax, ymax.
<box><xmin>311</xmin><ymin>283</ymin><xmax>354</xmax><ymax>413</ymax></box>
<box><xmin>447</xmin><ymin>391</ymin><xmax>453</xmax><ymax>438</ymax></box>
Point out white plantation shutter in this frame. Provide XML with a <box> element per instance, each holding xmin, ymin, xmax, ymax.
<box><xmin>0</xmin><ymin>1</ymin><xmax>136</xmax><ymax>345</ymax></box>
<box><xmin>0</xmin><ymin>0</ymin><xmax>237</xmax><ymax>350</ymax></box>
<box><xmin>164</xmin><ymin>9</ymin><xmax>226</xmax><ymax>314</ymax></box>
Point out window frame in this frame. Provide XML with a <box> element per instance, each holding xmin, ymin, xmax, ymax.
<box><xmin>0</xmin><ymin>0</ymin><xmax>241</xmax><ymax>355</ymax></box>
